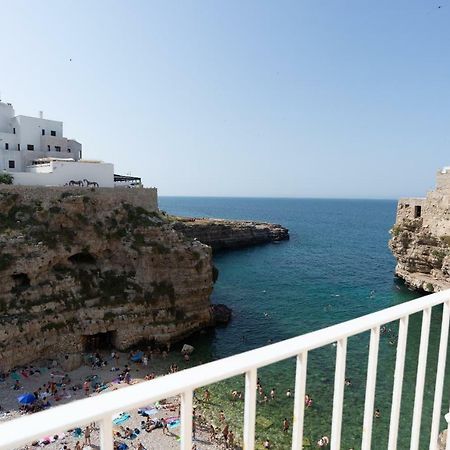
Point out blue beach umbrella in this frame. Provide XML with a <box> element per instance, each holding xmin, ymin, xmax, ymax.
<box><xmin>17</xmin><ymin>393</ymin><xmax>36</xmax><ymax>404</ymax></box>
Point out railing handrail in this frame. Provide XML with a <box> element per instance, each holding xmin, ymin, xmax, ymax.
<box><xmin>1</xmin><ymin>289</ymin><xmax>450</xmax><ymax>449</ymax></box>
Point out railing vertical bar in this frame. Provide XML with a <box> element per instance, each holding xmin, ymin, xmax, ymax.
<box><xmin>180</xmin><ymin>391</ymin><xmax>193</xmax><ymax>450</ymax></box>
<box><xmin>410</xmin><ymin>307</ymin><xmax>432</xmax><ymax>450</ymax></box>
<box><xmin>291</xmin><ymin>351</ymin><xmax>308</xmax><ymax>450</ymax></box>
<box><xmin>244</xmin><ymin>368</ymin><xmax>257</xmax><ymax>450</ymax></box>
<box><xmin>330</xmin><ymin>337</ymin><xmax>347</xmax><ymax>450</ymax></box>
<box><xmin>429</xmin><ymin>302</ymin><xmax>450</xmax><ymax>450</ymax></box>
<box><xmin>100</xmin><ymin>417</ymin><xmax>113</xmax><ymax>450</ymax></box>
<box><xmin>388</xmin><ymin>315</ymin><xmax>409</xmax><ymax>450</ymax></box>
<box><xmin>361</xmin><ymin>326</ymin><xmax>380</xmax><ymax>450</ymax></box>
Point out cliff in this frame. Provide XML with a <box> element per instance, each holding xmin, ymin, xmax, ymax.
<box><xmin>171</xmin><ymin>217</ymin><xmax>289</xmax><ymax>251</ymax></box>
<box><xmin>0</xmin><ymin>187</ymin><xmax>213</xmax><ymax>370</ymax></box>
<box><xmin>389</xmin><ymin>169</ymin><xmax>450</xmax><ymax>292</ymax></box>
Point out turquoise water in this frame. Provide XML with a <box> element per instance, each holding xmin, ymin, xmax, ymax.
<box><xmin>159</xmin><ymin>197</ymin><xmax>450</xmax><ymax>449</ymax></box>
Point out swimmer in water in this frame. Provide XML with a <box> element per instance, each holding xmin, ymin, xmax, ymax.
<box><xmin>317</xmin><ymin>436</ymin><xmax>330</xmax><ymax>447</ymax></box>
<box><xmin>286</xmin><ymin>388</ymin><xmax>292</xmax><ymax>397</ymax></box>
<box><xmin>375</xmin><ymin>408</ymin><xmax>381</xmax><ymax>418</ymax></box>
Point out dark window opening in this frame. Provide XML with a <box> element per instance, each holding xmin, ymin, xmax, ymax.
<box><xmin>11</xmin><ymin>273</ymin><xmax>31</xmax><ymax>294</ymax></box>
<box><xmin>68</xmin><ymin>251</ymin><xmax>97</xmax><ymax>265</ymax></box>
<box><xmin>27</xmin><ymin>144</ymin><xmax>34</xmax><ymax>151</ymax></box>
<box><xmin>68</xmin><ymin>148</ymin><xmax>71</xmax><ymax>153</ymax></box>
<box><xmin>51</xmin><ymin>130</ymin><xmax>56</xmax><ymax>136</ymax></box>
<box><xmin>4</xmin><ymin>143</ymin><xmax>8</xmax><ymax>150</ymax></box>
<box><xmin>82</xmin><ymin>331</ymin><xmax>116</xmax><ymax>352</ymax></box>
<box><xmin>42</xmin><ymin>129</ymin><xmax>45</xmax><ymax>136</ymax></box>
<box><xmin>414</xmin><ymin>205</ymin><xmax>422</xmax><ymax>218</ymax></box>
<box><xmin>13</xmin><ymin>127</ymin><xmax>15</xmax><ymax>134</ymax></box>
<box><xmin>17</xmin><ymin>144</ymin><xmax>20</xmax><ymax>151</ymax></box>
<box><xmin>47</xmin><ymin>145</ymin><xmax>51</xmax><ymax>151</ymax></box>
<box><xmin>8</xmin><ymin>160</ymin><xmax>15</xmax><ymax>169</ymax></box>
<box><xmin>55</xmin><ymin>146</ymin><xmax>61</xmax><ymax>152</ymax></box>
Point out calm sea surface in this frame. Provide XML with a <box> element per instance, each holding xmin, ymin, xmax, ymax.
<box><xmin>159</xmin><ymin>197</ymin><xmax>450</xmax><ymax>449</ymax></box>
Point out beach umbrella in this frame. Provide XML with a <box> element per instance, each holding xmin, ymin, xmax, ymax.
<box><xmin>17</xmin><ymin>393</ymin><xmax>36</xmax><ymax>404</ymax></box>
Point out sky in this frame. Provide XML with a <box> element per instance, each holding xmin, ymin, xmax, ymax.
<box><xmin>0</xmin><ymin>0</ymin><xmax>449</xmax><ymax>198</ymax></box>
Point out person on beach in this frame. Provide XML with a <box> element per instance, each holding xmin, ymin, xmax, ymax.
<box><xmin>74</xmin><ymin>441</ymin><xmax>81</xmax><ymax>450</ymax></box>
<box><xmin>228</xmin><ymin>429</ymin><xmax>235</xmax><ymax>448</ymax></box>
<box><xmin>209</xmin><ymin>423</ymin><xmax>216</xmax><ymax>441</ymax></box>
<box><xmin>83</xmin><ymin>381</ymin><xmax>89</xmax><ymax>396</ymax></box>
<box><xmin>162</xmin><ymin>418</ymin><xmax>169</xmax><ymax>435</ymax></box>
<box><xmin>219</xmin><ymin>410</ymin><xmax>225</xmax><ymax>422</ymax></box>
<box><xmin>222</xmin><ymin>423</ymin><xmax>229</xmax><ymax>444</ymax></box>
<box><xmin>283</xmin><ymin>417</ymin><xmax>289</xmax><ymax>432</ymax></box>
<box><xmin>84</xmin><ymin>425</ymin><xmax>91</xmax><ymax>446</ymax></box>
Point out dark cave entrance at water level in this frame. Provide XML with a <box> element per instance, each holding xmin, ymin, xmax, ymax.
<box><xmin>82</xmin><ymin>331</ymin><xmax>117</xmax><ymax>352</ymax></box>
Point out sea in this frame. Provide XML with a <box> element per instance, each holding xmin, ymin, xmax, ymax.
<box><xmin>159</xmin><ymin>197</ymin><xmax>450</xmax><ymax>449</ymax></box>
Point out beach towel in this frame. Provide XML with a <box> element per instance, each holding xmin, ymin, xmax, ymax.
<box><xmin>72</xmin><ymin>428</ymin><xmax>83</xmax><ymax>438</ymax></box>
<box><xmin>138</xmin><ymin>408</ymin><xmax>157</xmax><ymax>416</ymax></box>
<box><xmin>167</xmin><ymin>419</ymin><xmax>180</xmax><ymax>429</ymax></box>
<box><xmin>113</xmin><ymin>413</ymin><xmax>131</xmax><ymax>425</ymax></box>
<box><xmin>131</xmin><ymin>351</ymin><xmax>143</xmax><ymax>362</ymax></box>
<box><xmin>117</xmin><ymin>444</ymin><xmax>128</xmax><ymax>450</ymax></box>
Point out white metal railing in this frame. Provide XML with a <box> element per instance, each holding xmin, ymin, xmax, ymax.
<box><xmin>1</xmin><ymin>290</ymin><xmax>450</xmax><ymax>450</ymax></box>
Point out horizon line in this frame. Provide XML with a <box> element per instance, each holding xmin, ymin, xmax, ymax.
<box><xmin>158</xmin><ymin>194</ymin><xmax>401</xmax><ymax>201</ymax></box>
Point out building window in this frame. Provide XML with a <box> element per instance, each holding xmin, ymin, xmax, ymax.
<box><xmin>414</xmin><ymin>205</ymin><xmax>422</xmax><ymax>218</ymax></box>
<box><xmin>8</xmin><ymin>160</ymin><xmax>15</xmax><ymax>169</ymax></box>
<box><xmin>68</xmin><ymin>148</ymin><xmax>71</xmax><ymax>153</ymax></box>
<box><xmin>42</xmin><ymin>129</ymin><xmax>45</xmax><ymax>136</ymax></box>
<box><xmin>27</xmin><ymin>144</ymin><xmax>34</xmax><ymax>151</ymax></box>
<box><xmin>47</xmin><ymin>145</ymin><xmax>51</xmax><ymax>151</ymax></box>
<box><xmin>17</xmin><ymin>144</ymin><xmax>20</xmax><ymax>151</ymax></box>
<box><xmin>5</xmin><ymin>143</ymin><xmax>8</xmax><ymax>150</ymax></box>
<box><xmin>55</xmin><ymin>146</ymin><xmax>61</xmax><ymax>152</ymax></box>
<box><xmin>51</xmin><ymin>130</ymin><xmax>56</xmax><ymax>136</ymax></box>
<box><xmin>13</xmin><ymin>128</ymin><xmax>15</xmax><ymax>134</ymax></box>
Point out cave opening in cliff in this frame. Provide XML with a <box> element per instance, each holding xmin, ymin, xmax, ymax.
<box><xmin>11</xmin><ymin>273</ymin><xmax>31</xmax><ymax>293</ymax></box>
<box><xmin>68</xmin><ymin>252</ymin><xmax>97</xmax><ymax>266</ymax></box>
<box><xmin>82</xmin><ymin>331</ymin><xmax>117</xmax><ymax>352</ymax></box>
<box><xmin>414</xmin><ymin>205</ymin><xmax>422</xmax><ymax>218</ymax></box>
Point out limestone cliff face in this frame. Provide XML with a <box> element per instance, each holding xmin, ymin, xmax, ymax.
<box><xmin>171</xmin><ymin>217</ymin><xmax>289</xmax><ymax>251</ymax></box>
<box><xmin>0</xmin><ymin>187</ymin><xmax>213</xmax><ymax>370</ymax></box>
<box><xmin>389</xmin><ymin>170</ymin><xmax>450</xmax><ymax>292</ymax></box>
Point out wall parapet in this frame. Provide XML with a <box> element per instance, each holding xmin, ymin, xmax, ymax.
<box><xmin>0</xmin><ymin>185</ymin><xmax>158</xmax><ymax>212</ymax></box>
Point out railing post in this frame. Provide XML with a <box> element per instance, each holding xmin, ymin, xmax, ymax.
<box><xmin>291</xmin><ymin>352</ymin><xmax>308</xmax><ymax>450</ymax></box>
<box><xmin>180</xmin><ymin>390</ymin><xmax>193</xmax><ymax>450</ymax></box>
<box><xmin>361</xmin><ymin>326</ymin><xmax>380</xmax><ymax>450</ymax></box>
<box><xmin>331</xmin><ymin>337</ymin><xmax>347</xmax><ymax>450</ymax></box>
<box><xmin>243</xmin><ymin>368</ymin><xmax>257</xmax><ymax>450</ymax></box>
<box><xmin>429</xmin><ymin>302</ymin><xmax>450</xmax><ymax>450</ymax></box>
<box><xmin>410</xmin><ymin>307</ymin><xmax>432</xmax><ymax>450</ymax></box>
<box><xmin>388</xmin><ymin>315</ymin><xmax>409</xmax><ymax>450</ymax></box>
<box><xmin>99</xmin><ymin>417</ymin><xmax>113</xmax><ymax>450</ymax></box>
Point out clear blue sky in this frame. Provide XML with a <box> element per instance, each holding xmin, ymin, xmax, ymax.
<box><xmin>1</xmin><ymin>0</ymin><xmax>449</xmax><ymax>198</ymax></box>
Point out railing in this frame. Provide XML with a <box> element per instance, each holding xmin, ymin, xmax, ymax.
<box><xmin>1</xmin><ymin>290</ymin><xmax>450</xmax><ymax>450</ymax></box>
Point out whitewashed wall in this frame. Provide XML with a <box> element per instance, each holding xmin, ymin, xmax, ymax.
<box><xmin>12</xmin><ymin>161</ymin><xmax>114</xmax><ymax>187</ymax></box>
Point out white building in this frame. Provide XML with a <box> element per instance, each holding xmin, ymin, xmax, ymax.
<box><xmin>0</xmin><ymin>98</ymin><xmax>114</xmax><ymax>187</ymax></box>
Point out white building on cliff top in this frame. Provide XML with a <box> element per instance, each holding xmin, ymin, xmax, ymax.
<box><xmin>0</xmin><ymin>98</ymin><xmax>114</xmax><ymax>187</ymax></box>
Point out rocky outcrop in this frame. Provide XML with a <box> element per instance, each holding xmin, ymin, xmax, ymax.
<box><xmin>171</xmin><ymin>217</ymin><xmax>289</xmax><ymax>251</ymax></box>
<box><xmin>0</xmin><ymin>187</ymin><xmax>214</xmax><ymax>370</ymax></box>
<box><xmin>389</xmin><ymin>169</ymin><xmax>450</xmax><ymax>292</ymax></box>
